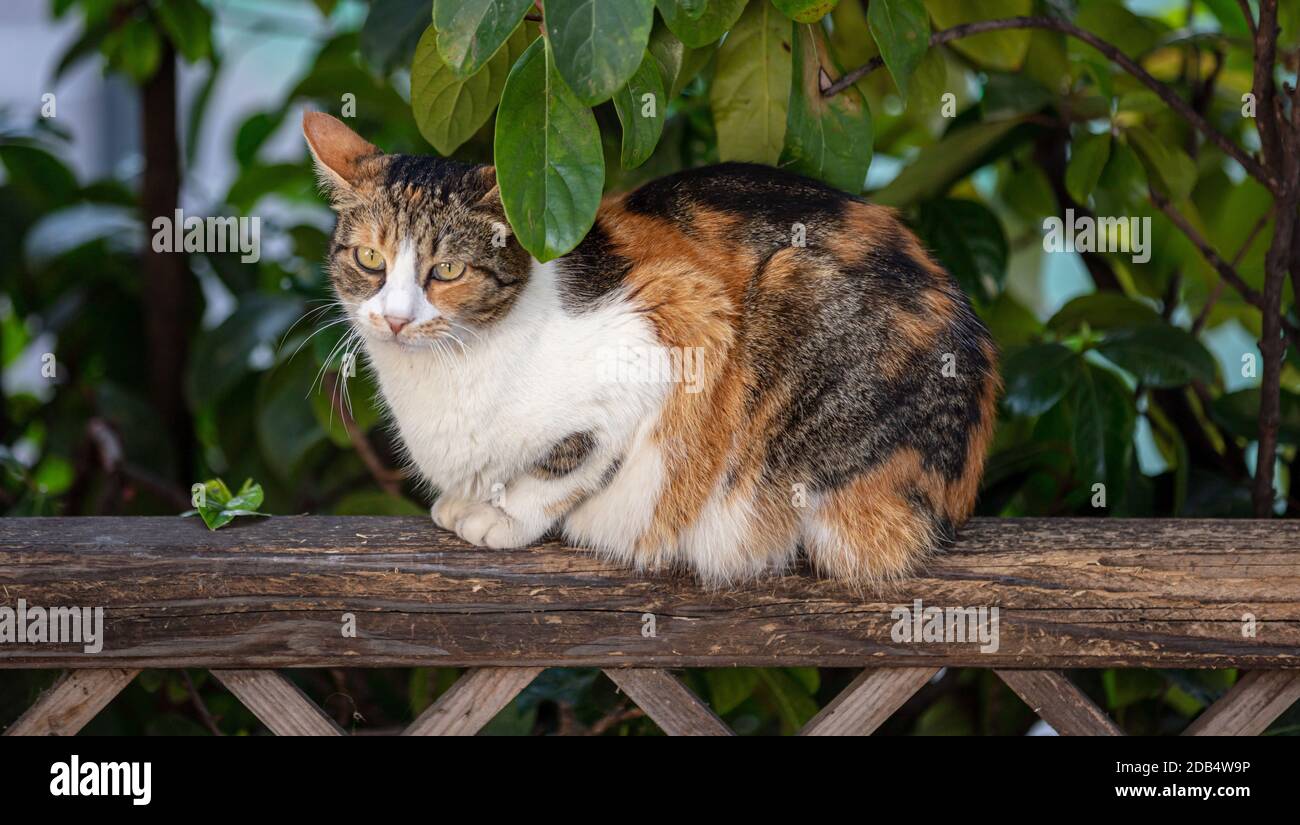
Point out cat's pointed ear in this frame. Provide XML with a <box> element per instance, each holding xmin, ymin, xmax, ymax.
<box><xmin>302</xmin><ymin>111</ymin><xmax>379</xmax><ymax>202</ymax></box>
<box><xmin>472</xmin><ymin>165</ymin><xmax>503</xmax><ymax>213</ymax></box>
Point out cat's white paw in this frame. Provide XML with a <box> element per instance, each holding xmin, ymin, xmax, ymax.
<box><xmin>453</xmin><ymin>502</ymin><xmax>530</xmax><ymax>549</ymax></box>
<box><xmin>431</xmin><ymin>495</ymin><xmax>472</xmax><ymax>531</ymax></box>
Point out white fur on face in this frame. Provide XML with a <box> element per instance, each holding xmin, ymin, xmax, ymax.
<box><xmin>356</xmin><ymin>239</ymin><xmax>441</xmax><ymax>341</ymax></box>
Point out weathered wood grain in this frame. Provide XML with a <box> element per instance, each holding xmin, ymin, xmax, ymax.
<box><xmin>0</xmin><ymin>516</ymin><xmax>1297</xmax><ymax>669</ymax></box>
<box><xmin>995</xmin><ymin>669</ymin><xmax>1123</xmax><ymax>735</ymax></box>
<box><xmin>3</xmin><ymin>668</ymin><xmax>139</xmax><ymax>736</ymax></box>
<box><xmin>1182</xmin><ymin>670</ymin><xmax>1300</xmax><ymax>735</ymax></box>
<box><xmin>404</xmin><ymin>667</ymin><xmax>543</xmax><ymax>736</ymax></box>
<box><xmin>211</xmin><ymin>670</ymin><xmax>344</xmax><ymax>736</ymax></box>
<box><xmin>800</xmin><ymin>668</ymin><xmax>938</xmax><ymax>735</ymax></box>
<box><xmin>603</xmin><ymin>669</ymin><xmax>732</xmax><ymax>735</ymax></box>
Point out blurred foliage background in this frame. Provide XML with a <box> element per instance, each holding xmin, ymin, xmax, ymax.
<box><xmin>1</xmin><ymin>0</ymin><xmax>1298</xmax><ymax>735</ymax></box>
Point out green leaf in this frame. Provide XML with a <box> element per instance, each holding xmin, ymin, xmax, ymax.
<box><xmin>613</xmin><ymin>51</ymin><xmax>667</xmax><ymax>169</ymax></box>
<box><xmin>924</xmin><ymin>0</ymin><xmax>1032</xmax><ymax>71</ymax></box>
<box><xmin>647</xmin><ymin>18</ymin><xmax>712</xmax><ymax>100</ymax></box>
<box><xmin>772</xmin><ymin>0</ymin><xmax>840</xmax><ymax>23</ymax></box>
<box><xmin>183</xmin><ymin>477</ymin><xmax>270</xmax><ymax>530</ymax></box>
<box><xmin>914</xmin><ymin>198</ymin><xmax>1007</xmax><ymax>303</ymax></box>
<box><xmin>1046</xmin><ymin>293</ymin><xmax>1162</xmax><ymax>333</ymax></box>
<box><xmin>1066</xmin><ymin>362</ymin><xmax>1136</xmax><ymax>491</ymax></box>
<box><xmin>655</xmin><ymin>0</ymin><xmax>747</xmax><ymax>48</ymax></box>
<box><xmin>1212</xmin><ymin>389</ymin><xmax>1300</xmax><ymax>444</ymax></box>
<box><xmin>186</xmin><ymin>295</ymin><xmax>303</xmax><ymax>410</ymax></box>
<box><xmin>867</xmin><ymin>0</ymin><xmax>929</xmax><ymax>96</ymax></box>
<box><xmin>1126</xmin><ymin>126</ymin><xmax>1196</xmax><ymax>203</ymax></box>
<box><xmin>544</xmin><ymin>0</ymin><xmax>655</xmax><ymax>105</ymax></box>
<box><xmin>758</xmin><ymin>669</ymin><xmax>819</xmax><ymax>733</ymax></box>
<box><xmin>359</xmin><ymin>0</ymin><xmax>429</xmax><ymax>74</ymax></box>
<box><xmin>256</xmin><ymin>353</ymin><xmax>328</xmax><ymax>481</ymax></box>
<box><xmin>412</xmin><ymin>22</ymin><xmax>531</xmax><ymax>156</ymax></box>
<box><xmin>711</xmin><ymin>0</ymin><xmax>792</xmax><ymax>165</ymax></box>
<box><xmin>495</xmin><ymin>37</ymin><xmax>605</xmax><ymax>261</ymax></box>
<box><xmin>101</xmin><ymin>16</ymin><xmax>162</xmax><ymax>83</ymax></box>
<box><xmin>872</xmin><ymin>118</ymin><xmax>1023</xmax><ymax>207</ymax></box>
<box><xmin>1096</xmin><ymin>324</ymin><xmax>1216</xmax><ymax>388</ymax></box>
<box><xmin>1065</xmin><ymin>131</ymin><xmax>1111</xmax><ymax>204</ymax></box>
<box><xmin>781</xmin><ymin>23</ymin><xmax>872</xmax><ymax>193</ymax></box>
<box><xmin>1002</xmin><ymin>343</ymin><xmax>1078</xmax><ymax>416</ymax></box>
<box><xmin>154</xmin><ymin>0</ymin><xmax>214</xmax><ymax>63</ymax></box>
<box><xmin>433</xmin><ymin>0</ymin><xmax>533</xmax><ymax>77</ymax></box>
<box><xmin>705</xmin><ymin>669</ymin><xmax>760</xmax><ymax>714</ymax></box>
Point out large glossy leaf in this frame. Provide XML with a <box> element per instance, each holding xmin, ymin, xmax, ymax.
<box><xmin>1046</xmin><ymin>293</ymin><xmax>1162</xmax><ymax>332</ymax></box>
<box><xmin>914</xmin><ymin>198</ymin><xmax>1007</xmax><ymax>303</ymax></box>
<box><xmin>925</xmin><ymin>0</ymin><xmax>1032</xmax><ymax>71</ymax></box>
<box><xmin>712</xmin><ymin>0</ymin><xmax>792</xmax><ymax>165</ymax></box>
<box><xmin>186</xmin><ymin>295</ymin><xmax>303</xmax><ymax>410</ymax></box>
<box><xmin>359</xmin><ymin>0</ymin><xmax>428</xmax><ymax>74</ymax></box>
<box><xmin>647</xmin><ymin>18</ymin><xmax>712</xmax><ymax>100</ymax></box>
<box><xmin>1127</xmin><ymin>126</ymin><xmax>1196</xmax><ymax>203</ymax></box>
<box><xmin>772</xmin><ymin>0</ymin><xmax>840</xmax><ymax>23</ymax></box>
<box><xmin>1001</xmin><ymin>343</ymin><xmax>1079</xmax><ymax>417</ymax></box>
<box><xmin>781</xmin><ymin>23</ymin><xmax>872</xmax><ymax>193</ymax></box>
<box><xmin>495</xmin><ymin>38</ymin><xmax>605</xmax><ymax>261</ymax></box>
<box><xmin>613</xmin><ymin>51</ymin><xmax>667</xmax><ymax>168</ymax></box>
<box><xmin>433</xmin><ymin>0</ymin><xmax>532</xmax><ymax>77</ymax></box>
<box><xmin>868</xmin><ymin>0</ymin><xmax>929</xmax><ymax>96</ymax></box>
<box><xmin>412</xmin><ymin>22</ymin><xmax>530</xmax><ymax>156</ymax></box>
<box><xmin>1065</xmin><ymin>130</ymin><xmax>1110</xmax><ymax>204</ymax></box>
<box><xmin>655</xmin><ymin>0</ymin><xmax>747</xmax><ymax>47</ymax></box>
<box><xmin>872</xmin><ymin>118</ymin><xmax>1023</xmax><ymax>207</ymax></box>
<box><xmin>544</xmin><ymin>0</ymin><xmax>655</xmax><ymax>105</ymax></box>
<box><xmin>1096</xmin><ymin>324</ymin><xmax>1216</xmax><ymax>388</ymax></box>
<box><xmin>1066</xmin><ymin>362</ymin><xmax>1136</xmax><ymax>491</ymax></box>
<box><xmin>1212</xmin><ymin>389</ymin><xmax>1300</xmax><ymax>444</ymax></box>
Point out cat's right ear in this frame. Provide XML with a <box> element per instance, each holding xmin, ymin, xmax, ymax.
<box><xmin>302</xmin><ymin>111</ymin><xmax>379</xmax><ymax>205</ymax></box>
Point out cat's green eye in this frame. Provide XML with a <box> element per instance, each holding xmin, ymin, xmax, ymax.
<box><xmin>355</xmin><ymin>246</ymin><xmax>385</xmax><ymax>272</ymax></box>
<box><xmin>431</xmin><ymin>261</ymin><xmax>466</xmax><ymax>282</ymax></box>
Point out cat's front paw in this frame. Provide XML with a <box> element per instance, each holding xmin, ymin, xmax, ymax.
<box><xmin>453</xmin><ymin>502</ymin><xmax>532</xmax><ymax>549</ymax></box>
<box><xmin>431</xmin><ymin>495</ymin><xmax>473</xmax><ymax>531</ymax></box>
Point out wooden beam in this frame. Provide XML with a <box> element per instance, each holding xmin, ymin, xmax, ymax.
<box><xmin>1184</xmin><ymin>670</ymin><xmax>1300</xmax><ymax>736</ymax></box>
<box><xmin>800</xmin><ymin>668</ymin><xmax>938</xmax><ymax>735</ymax></box>
<box><xmin>2</xmin><ymin>517</ymin><xmax>1298</xmax><ymax>669</ymax></box>
<box><xmin>996</xmin><ymin>669</ymin><xmax>1123</xmax><ymax>735</ymax></box>
<box><xmin>404</xmin><ymin>667</ymin><xmax>543</xmax><ymax>736</ymax></box>
<box><xmin>4</xmin><ymin>669</ymin><xmax>138</xmax><ymax>736</ymax></box>
<box><xmin>604</xmin><ymin>669</ymin><xmax>733</xmax><ymax>736</ymax></box>
<box><xmin>211</xmin><ymin>670</ymin><xmax>344</xmax><ymax>736</ymax></box>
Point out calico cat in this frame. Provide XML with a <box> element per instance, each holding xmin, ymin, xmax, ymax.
<box><xmin>303</xmin><ymin>112</ymin><xmax>999</xmax><ymax>587</ymax></box>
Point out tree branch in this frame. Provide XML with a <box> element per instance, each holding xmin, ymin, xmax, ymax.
<box><xmin>1147</xmin><ymin>188</ymin><xmax>1300</xmax><ymax>341</ymax></box>
<box><xmin>825</xmin><ymin>16</ymin><xmax>1277</xmax><ymax>192</ymax></box>
<box><xmin>1236</xmin><ymin>0</ymin><xmax>1257</xmax><ymax>36</ymax></box>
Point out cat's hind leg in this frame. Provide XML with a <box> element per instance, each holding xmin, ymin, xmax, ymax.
<box><xmin>801</xmin><ymin>450</ymin><xmax>954</xmax><ymax>587</ymax></box>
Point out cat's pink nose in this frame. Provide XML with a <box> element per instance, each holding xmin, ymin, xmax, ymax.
<box><xmin>385</xmin><ymin>315</ymin><xmax>411</xmax><ymax>335</ymax></box>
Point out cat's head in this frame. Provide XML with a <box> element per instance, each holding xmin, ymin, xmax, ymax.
<box><xmin>302</xmin><ymin>112</ymin><xmax>530</xmax><ymax>346</ymax></box>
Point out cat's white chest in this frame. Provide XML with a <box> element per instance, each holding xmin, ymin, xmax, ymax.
<box><xmin>361</xmin><ymin>260</ymin><xmax>664</xmax><ymax>498</ymax></box>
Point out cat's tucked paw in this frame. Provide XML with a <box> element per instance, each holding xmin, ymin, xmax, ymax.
<box><xmin>453</xmin><ymin>502</ymin><xmax>530</xmax><ymax>549</ymax></box>
<box><xmin>431</xmin><ymin>495</ymin><xmax>473</xmax><ymax>531</ymax></box>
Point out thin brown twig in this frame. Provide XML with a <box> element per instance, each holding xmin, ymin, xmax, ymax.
<box><xmin>181</xmin><ymin>670</ymin><xmax>224</xmax><ymax>736</ymax></box>
<box><xmin>1237</xmin><ymin>0</ymin><xmax>1258</xmax><ymax>36</ymax></box>
<box><xmin>324</xmin><ymin>371</ymin><xmax>405</xmax><ymax>498</ymax></box>
<box><xmin>1191</xmin><ymin>207</ymin><xmax>1273</xmax><ymax>335</ymax></box>
<box><xmin>1148</xmin><ymin>188</ymin><xmax>1299</xmax><ymax>341</ymax></box>
<box><xmin>824</xmin><ymin>16</ymin><xmax>1276</xmax><ymax>192</ymax></box>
